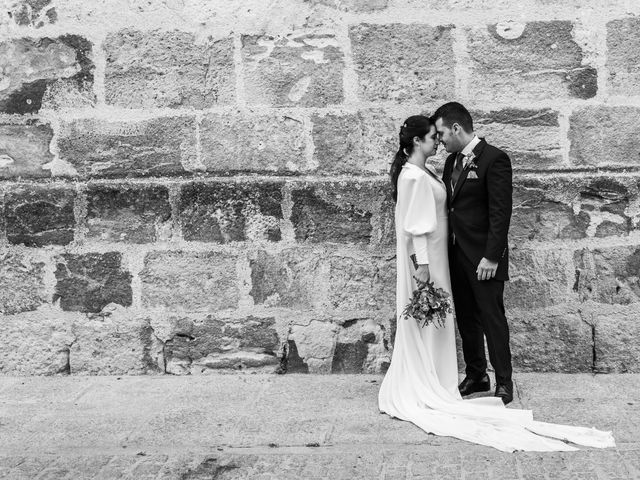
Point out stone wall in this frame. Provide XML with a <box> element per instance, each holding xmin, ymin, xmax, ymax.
<box><xmin>1</xmin><ymin>0</ymin><xmax>639</xmax><ymax>375</ymax></box>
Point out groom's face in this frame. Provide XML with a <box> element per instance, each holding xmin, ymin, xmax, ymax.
<box><xmin>434</xmin><ymin>118</ymin><xmax>459</xmax><ymax>153</ymax></box>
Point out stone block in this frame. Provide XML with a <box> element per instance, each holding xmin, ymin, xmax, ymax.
<box><xmin>473</xmin><ymin>109</ymin><xmax>562</xmax><ymax>169</ymax></box>
<box><xmin>0</xmin><ymin>120</ymin><xmax>53</xmax><ymax>179</ymax></box>
<box><xmin>331</xmin><ymin>318</ymin><xmax>387</xmax><ymax>373</ymax></box>
<box><xmin>505</xmin><ymin>249</ymin><xmax>574</xmax><ymax>310</ymax></box>
<box><xmin>70</xmin><ymin>306</ymin><xmax>162</xmax><ymax>375</ymax></box>
<box><xmin>8</xmin><ymin>0</ymin><xmax>58</xmax><ymax>28</ymax></box>
<box><xmin>569</xmin><ymin>106</ymin><xmax>640</xmax><ymax>167</ymax></box>
<box><xmin>179</xmin><ymin>181</ymin><xmax>283</xmax><ymax>243</ymax></box>
<box><xmin>467</xmin><ymin>21</ymin><xmax>596</xmax><ymax>102</ymax></box>
<box><xmin>86</xmin><ymin>184</ymin><xmax>171</xmax><ymax>243</ymax></box>
<box><xmin>5</xmin><ymin>184</ymin><xmax>75</xmax><ymax>247</ymax></box>
<box><xmin>591</xmin><ymin>304</ymin><xmax>640</xmax><ymax>373</ymax></box>
<box><xmin>607</xmin><ymin>18</ymin><xmax>640</xmax><ymax>96</ymax></box>
<box><xmin>54</xmin><ymin>252</ymin><xmax>132</xmax><ymax>313</ymax></box>
<box><xmin>327</xmin><ymin>253</ymin><xmax>395</xmax><ymax>312</ymax></box>
<box><xmin>311</xmin><ymin>110</ymin><xmax>398</xmax><ymax>174</ymax></box>
<box><xmin>0</xmin><ymin>35</ymin><xmax>94</xmax><ymax>113</ymax></box>
<box><xmin>511</xmin><ymin>178</ymin><xmax>589</xmax><ymax>242</ymax></box>
<box><xmin>349</xmin><ymin>24</ymin><xmax>454</xmax><ymax>102</ymax></box>
<box><xmin>0</xmin><ymin>309</ymin><xmax>76</xmax><ymax>375</ymax></box>
<box><xmin>290</xmin><ymin>320</ymin><xmax>338</xmax><ymax>373</ymax></box>
<box><xmin>57</xmin><ymin>116</ymin><xmax>196</xmax><ymax>178</ymax></box>
<box><xmin>290</xmin><ymin>182</ymin><xmax>383</xmax><ymax>244</ymax></box>
<box><xmin>508</xmin><ymin>304</ymin><xmax>593</xmax><ymax>372</ymax></box>
<box><xmin>312</xmin><ymin>0</ymin><xmax>388</xmax><ymax>10</ymax></box>
<box><xmin>0</xmin><ymin>249</ymin><xmax>48</xmax><ymax>315</ymax></box>
<box><xmin>574</xmin><ymin>246</ymin><xmax>640</xmax><ymax>305</ymax></box>
<box><xmin>249</xmin><ymin>248</ymin><xmax>327</xmax><ymax>309</ymax></box>
<box><xmin>282</xmin><ymin>339</ymin><xmax>309</xmax><ymax>373</ymax></box>
<box><xmin>140</xmin><ymin>251</ymin><xmax>239</xmax><ymax>311</ymax></box>
<box><xmin>104</xmin><ymin>29</ymin><xmax>235</xmax><ymax>108</ymax></box>
<box><xmin>242</xmin><ymin>33</ymin><xmax>343</xmax><ymax>107</ymax></box>
<box><xmin>159</xmin><ymin>313</ymin><xmax>280</xmax><ymax>374</ymax></box>
<box><xmin>199</xmin><ymin>113</ymin><xmax>307</xmax><ymax>174</ymax></box>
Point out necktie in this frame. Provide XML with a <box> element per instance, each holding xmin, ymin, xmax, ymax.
<box><xmin>451</xmin><ymin>152</ymin><xmax>464</xmax><ymax>188</ymax></box>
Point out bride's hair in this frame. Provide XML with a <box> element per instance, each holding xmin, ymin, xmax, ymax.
<box><xmin>389</xmin><ymin>115</ymin><xmax>433</xmax><ymax>202</ymax></box>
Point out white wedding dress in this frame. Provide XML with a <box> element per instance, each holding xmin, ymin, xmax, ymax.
<box><xmin>378</xmin><ymin>162</ymin><xmax>616</xmax><ymax>452</ymax></box>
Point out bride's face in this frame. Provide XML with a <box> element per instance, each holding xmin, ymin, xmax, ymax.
<box><xmin>418</xmin><ymin>125</ymin><xmax>439</xmax><ymax>157</ymax></box>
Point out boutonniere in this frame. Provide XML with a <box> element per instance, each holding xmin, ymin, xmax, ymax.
<box><xmin>463</xmin><ymin>153</ymin><xmax>478</xmax><ymax>171</ymax></box>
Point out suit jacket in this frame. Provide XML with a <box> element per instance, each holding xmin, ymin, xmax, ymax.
<box><xmin>442</xmin><ymin>138</ymin><xmax>512</xmax><ymax>281</ymax></box>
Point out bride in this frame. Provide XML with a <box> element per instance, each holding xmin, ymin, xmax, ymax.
<box><xmin>377</xmin><ymin>114</ymin><xmax>616</xmax><ymax>452</ymax></box>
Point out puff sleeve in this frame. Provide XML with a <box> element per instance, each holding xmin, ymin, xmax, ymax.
<box><xmin>398</xmin><ymin>171</ymin><xmax>438</xmax><ymax>265</ymax></box>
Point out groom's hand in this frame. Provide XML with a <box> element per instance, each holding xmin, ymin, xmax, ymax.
<box><xmin>476</xmin><ymin>258</ymin><xmax>498</xmax><ymax>281</ymax></box>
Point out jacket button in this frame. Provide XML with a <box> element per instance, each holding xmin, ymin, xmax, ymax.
<box><xmin>449</xmin><ymin>208</ymin><xmax>454</xmax><ymax>213</ymax></box>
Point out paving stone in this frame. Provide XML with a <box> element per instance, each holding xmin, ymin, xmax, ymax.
<box><xmin>242</xmin><ymin>33</ymin><xmax>344</xmax><ymax>107</ymax></box>
<box><xmin>473</xmin><ymin>109</ymin><xmax>562</xmax><ymax>170</ymax></box>
<box><xmin>0</xmin><ymin>119</ymin><xmax>53</xmax><ymax>179</ymax></box>
<box><xmin>199</xmin><ymin>113</ymin><xmax>307</xmax><ymax>174</ymax></box>
<box><xmin>140</xmin><ymin>251</ymin><xmax>239</xmax><ymax>311</ymax></box>
<box><xmin>86</xmin><ymin>183</ymin><xmax>171</xmax><ymax>243</ymax></box>
<box><xmin>467</xmin><ymin>21</ymin><xmax>595</xmax><ymax>102</ymax></box>
<box><xmin>0</xmin><ymin>249</ymin><xmax>47</xmax><ymax>315</ymax></box>
<box><xmin>54</xmin><ymin>252</ymin><xmax>133</xmax><ymax>313</ymax></box>
<box><xmin>0</xmin><ymin>34</ymin><xmax>94</xmax><ymax>113</ymax></box>
<box><xmin>104</xmin><ymin>29</ymin><xmax>234</xmax><ymax>108</ymax></box>
<box><xmin>349</xmin><ymin>23</ymin><xmax>454</xmax><ymax>102</ymax></box>
<box><xmin>57</xmin><ymin>116</ymin><xmax>196</xmax><ymax>178</ymax></box>
<box><xmin>179</xmin><ymin>181</ymin><xmax>283</xmax><ymax>243</ymax></box>
<box><xmin>8</xmin><ymin>0</ymin><xmax>58</xmax><ymax>28</ymax></box>
<box><xmin>4</xmin><ymin>184</ymin><xmax>75</xmax><ymax>247</ymax></box>
<box><xmin>607</xmin><ymin>17</ymin><xmax>640</xmax><ymax>96</ymax></box>
<box><xmin>569</xmin><ymin>106</ymin><xmax>640</xmax><ymax>168</ymax></box>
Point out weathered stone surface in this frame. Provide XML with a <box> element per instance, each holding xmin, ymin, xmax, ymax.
<box><xmin>291</xmin><ymin>182</ymin><xmax>383</xmax><ymax>244</ymax></box>
<box><xmin>473</xmin><ymin>109</ymin><xmax>562</xmax><ymax>169</ymax></box>
<box><xmin>199</xmin><ymin>113</ymin><xmax>307</xmax><ymax>174</ymax></box>
<box><xmin>511</xmin><ymin>178</ymin><xmax>589</xmax><ymax>242</ymax></box>
<box><xmin>5</xmin><ymin>185</ymin><xmax>75</xmax><ymax>247</ymax></box>
<box><xmin>312</xmin><ymin>0</ymin><xmax>388</xmax><ymax>11</ymax></box>
<box><xmin>467</xmin><ymin>21</ymin><xmax>595</xmax><ymax>102</ymax></box>
<box><xmin>508</xmin><ymin>304</ymin><xmax>593</xmax><ymax>372</ymax></box>
<box><xmin>574</xmin><ymin>246</ymin><xmax>640</xmax><ymax>305</ymax></box>
<box><xmin>331</xmin><ymin>318</ymin><xmax>387</xmax><ymax>373</ymax></box>
<box><xmin>569</xmin><ymin>106</ymin><xmax>640</xmax><ymax>167</ymax></box>
<box><xmin>588</xmin><ymin>304</ymin><xmax>640</xmax><ymax>373</ymax></box>
<box><xmin>8</xmin><ymin>0</ymin><xmax>58</xmax><ymax>28</ymax></box>
<box><xmin>70</xmin><ymin>306</ymin><xmax>162</xmax><ymax>375</ymax></box>
<box><xmin>607</xmin><ymin>18</ymin><xmax>640</xmax><ymax>96</ymax></box>
<box><xmin>104</xmin><ymin>29</ymin><xmax>235</xmax><ymax>109</ymax></box>
<box><xmin>54</xmin><ymin>252</ymin><xmax>132</xmax><ymax>313</ymax></box>
<box><xmin>249</xmin><ymin>248</ymin><xmax>326</xmax><ymax>309</ymax></box>
<box><xmin>179</xmin><ymin>181</ymin><xmax>283</xmax><ymax>243</ymax></box>
<box><xmin>505</xmin><ymin>249</ymin><xmax>575</xmax><ymax>310</ymax></box>
<box><xmin>0</xmin><ymin>35</ymin><xmax>94</xmax><ymax>113</ymax></box>
<box><xmin>311</xmin><ymin>110</ymin><xmax>398</xmax><ymax>174</ymax></box>
<box><xmin>0</xmin><ymin>308</ymin><xmax>76</xmax><ymax>375</ymax></box>
<box><xmin>86</xmin><ymin>184</ymin><xmax>171</xmax><ymax>243</ymax></box>
<box><xmin>282</xmin><ymin>339</ymin><xmax>309</xmax><ymax>373</ymax></box>
<box><xmin>327</xmin><ymin>253</ymin><xmax>395</xmax><ymax>312</ymax></box>
<box><xmin>0</xmin><ymin>120</ymin><xmax>53</xmax><ymax>179</ymax></box>
<box><xmin>0</xmin><ymin>249</ymin><xmax>47</xmax><ymax>314</ymax></box>
<box><xmin>242</xmin><ymin>33</ymin><xmax>343</xmax><ymax>107</ymax></box>
<box><xmin>290</xmin><ymin>321</ymin><xmax>338</xmax><ymax>373</ymax></box>
<box><xmin>350</xmin><ymin>24</ymin><xmax>454</xmax><ymax>102</ymax></box>
<box><xmin>57</xmin><ymin>116</ymin><xmax>196</xmax><ymax>178</ymax></box>
<box><xmin>140</xmin><ymin>251</ymin><xmax>239</xmax><ymax>311</ymax></box>
<box><xmin>158</xmin><ymin>314</ymin><xmax>280</xmax><ymax>374</ymax></box>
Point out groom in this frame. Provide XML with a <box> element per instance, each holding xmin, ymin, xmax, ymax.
<box><xmin>432</xmin><ymin>102</ymin><xmax>514</xmax><ymax>405</ymax></box>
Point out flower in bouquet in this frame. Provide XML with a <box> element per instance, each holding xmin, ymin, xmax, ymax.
<box><xmin>402</xmin><ymin>277</ymin><xmax>453</xmax><ymax>328</ymax></box>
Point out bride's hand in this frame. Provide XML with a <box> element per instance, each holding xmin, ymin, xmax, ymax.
<box><xmin>415</xmin><ymin>264</ymin><xmax>430</xmax><ymax>284</ymax></box>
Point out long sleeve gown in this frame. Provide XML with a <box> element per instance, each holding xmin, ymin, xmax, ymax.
<box><xmin>378</xmin><ymin>162</ymin><xmax>615</xmax><ymax>452</ymax></box>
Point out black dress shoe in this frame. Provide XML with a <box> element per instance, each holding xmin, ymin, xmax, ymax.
<box><xmin>495</xmin><ymin>381</ymin><xmax>514</xmax><ymax>405</ymax></box>
<box><xmin>458</xmin><ymin>374</ymin><xmax>491</xmax><ymax>396</ymax></box>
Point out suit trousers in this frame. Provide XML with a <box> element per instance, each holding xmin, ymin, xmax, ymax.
<box><xmin>450</xmin><ymin>244</ymin><xmax>512</xmax><ymax>385</ymax></box>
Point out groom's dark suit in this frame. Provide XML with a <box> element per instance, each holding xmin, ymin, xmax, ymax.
<box><xmin>442</xmin><ymin>138</ymin><xmax>513</xmax><ymax>385</ymax></box>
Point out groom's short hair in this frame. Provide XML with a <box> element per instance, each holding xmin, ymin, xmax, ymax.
<box><xmin>432</xmin><ymin>102</ymin><xmax>473</xmax><ymax>133</ymax></box>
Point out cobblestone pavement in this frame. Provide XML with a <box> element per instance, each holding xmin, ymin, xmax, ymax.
<box><xmin>0</xmin><ymin>374</ymin><xmax>638</xmax><ymax>479</ymax></box>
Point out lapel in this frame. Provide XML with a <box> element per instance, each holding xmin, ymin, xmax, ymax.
<box><xmin>443</xmin><ymin>154</ymin><xmax>455</xmax><ymax>205</ymax></box>
<box><xmin>451</xmin><ymin>138</ymin><xmax>487</xmax><ymax>203</ymax></box>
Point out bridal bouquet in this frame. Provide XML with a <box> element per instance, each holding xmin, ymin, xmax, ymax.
<box><xmin>403</xmin><ymin>278</ymin><xmax>452</xmax><ymax>328</ymax></box>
